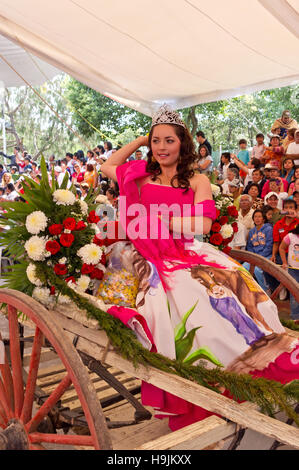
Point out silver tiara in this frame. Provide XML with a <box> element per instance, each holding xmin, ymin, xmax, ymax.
<box><xmin>151</xmin><ymin>104</ymin><xmax>186</xmax><ymax>129</ymax></box>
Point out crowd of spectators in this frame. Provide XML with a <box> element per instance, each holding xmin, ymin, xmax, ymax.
<box><xmin>0</xmin><ymin>109</ymin><xmax>298</xmax><ymax>319</ymax></box>
<box><xmin>199</xmin><ymin>109</ymin><xmax>298</xmax><ymax>319</ymax></box>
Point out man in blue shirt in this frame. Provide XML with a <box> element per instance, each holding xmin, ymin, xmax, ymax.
<box><xmin>0</xmin><ymin>146</ymin><xmax>20</xmax><ymax>169</ymax></box>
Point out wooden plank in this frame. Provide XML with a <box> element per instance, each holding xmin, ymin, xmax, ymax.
<box><xmin>136</xmin><ymin>415</ymin><xmax>236</xmax><ymax>450</ymax></box>
<box><xmin>285</xmin><ymin>327</ymin><xmax>299</xmax><ymax>339</ymax></box>
<box><xmin>53</xmin><ymin>310</ymin><xmax>299</xmax><ymax>449</ymax></box>
<box><xmin>23</xmin><ymin>349</ymin><xmax>58</xmax><ymax>367</ymax></box>
<box><xmin>65</xmin><ymin>332</ymin><xmax>299</xmax><ymax>447</ymax></box>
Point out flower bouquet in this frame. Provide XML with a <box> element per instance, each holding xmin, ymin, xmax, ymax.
<box><xmin>0</xmin><ymin>157</ymin><xmax>106</xmax><ymax>307</ymax></box>
<box><xmin>205</xmin><ymin>184</ymin><xmax>238</xmax><ymax>254</ymax></box>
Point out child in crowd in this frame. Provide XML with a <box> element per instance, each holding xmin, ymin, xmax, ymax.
<box><xmin>251</xmin><ymin>133</ymin><xmax>266</xmax><ymax>162</ymax></box>
<box><xmin>237</xmin><ymin>139</ymin><xmax>250</xmax><ymax>165</ymax></box>
<box><xmin>279</xmin><ymin>225</ymin><xmax>299</xmax><ymax>321</ymax></box>
<box><xmin>262</xmin><ymin>205</ymin><xmax>274</xmax><ymax>225</ymax></box>
<box><xmin>216</xmin><ymin>152</ymin><xmax>231</xmax><ymax>182</ymax></box>
<box><xmin>288</xmin><ymin>177</ymin><xmax>299</xmax><ymax>197</ymax></box>
<box><xmin>263</xmin><ymin>135</ymin><xmax>284</xmax><ymax>169</ymax></box>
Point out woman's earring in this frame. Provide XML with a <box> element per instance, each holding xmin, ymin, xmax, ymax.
<box><xmin>152</xmin><ymin>156</ymin><xmax>156</xmax><ymax>163</ymax></box>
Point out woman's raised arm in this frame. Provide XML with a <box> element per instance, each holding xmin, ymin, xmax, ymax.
<box><xmin>101</xmin><ymin>136</ymin><xmax>148</xmax><ymax>181</ymax></box>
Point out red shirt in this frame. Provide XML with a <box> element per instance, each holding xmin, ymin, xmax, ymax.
<box><xmin>273</xmin><ymin>217</ymin><xmax>299</xmax><ymax>244</ymax></box>
<box><xmin>72</xmin><ymin>172</ymin><xmax>85</xmax><ymax>183</ymax></box>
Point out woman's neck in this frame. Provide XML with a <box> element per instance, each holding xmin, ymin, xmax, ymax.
<box><xmin>159</xmin><ymin>166</ymin><xmax>177</xmax><ymax>184</ymax></box>
<box><xmin>255</xmin><ymin>223</ymin><xmax>264</xmax><ymax>230</ymax></box>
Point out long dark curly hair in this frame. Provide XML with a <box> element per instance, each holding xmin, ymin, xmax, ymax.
<box><xmin>145</xmin><ymin>124</ymin><xmax>197</xmax><ymax>190</ymax></box>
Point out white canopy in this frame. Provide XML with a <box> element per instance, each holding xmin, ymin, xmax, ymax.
<box><xmin>0</xmin><ymin>0</ymin><xmax>299</xmax><ymax>116</ymax></box>
<box><xmin>0</xmin><ymin>34</ymin><xmax>60</xmax><ymax>87</ymax></box>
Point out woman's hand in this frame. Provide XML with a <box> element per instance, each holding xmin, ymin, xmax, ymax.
<box><xmin>282</xmin><ymin>263</ymin><xmax>288</xmax><ymax>270</ymax></box>
<box><xmin>101</xmin><ymin>136</ymin><xmax>149</xmax><ymax>181</ymax></box>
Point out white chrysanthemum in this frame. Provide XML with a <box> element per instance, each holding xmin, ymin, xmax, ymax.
<box><xmin>59</xmin><ymin>257</ymin><xmax>67</xmax><ymax>264</ymax></box>
<box><xmin>32</xmin><ymin>287</ymin><xmax>53</xmax><ymax>306</ymax></box>
<box><xmin>79</xmin><ymin>199</ymin><xmax>88</xmax><ymax>215</ymax></box>
<box><xmin>53</xmin><ymin>189</ymin><xmax>76</xmax><ymax>206</ymax></box>
<box><xmin>95</xmin><ymin>195</ymin><xmax>108</xmax><ymax>204</ymax></box>
<box><xmin>77</xmin><ymin>275</ymin><xmax>91</xmax><ymax>292</ymax></box>
<box><xmin>211</xmin><ymin>184</ymin><xmax>220</xmax><ymax>198</ymax></box>
<box><xmin>24</xmin><ymin>236</ymin><xmax>47</xmax><ymax>261</ymax></box>
<box><xmin>26</xmin><ymin>263</ymin><xmax>43</xmax><ymax>286</ymax></box>
<box><xmin>77</xmin><ymin>243</ymin><xmax>102</xmax><ymax>265</ymax></box>
<box><xmin>220</xmin><ymin>224</ymin><xmax>234</xmax><ymax>239</ymax></box>
<box><xmin>25</xmin><ymin>211</ymin><xmax>48</xmax><ymax>235</ymax></box>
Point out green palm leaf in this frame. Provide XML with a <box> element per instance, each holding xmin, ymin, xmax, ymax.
<box><xmin>175</xmin><ymin>327</ymin><xmax>201</xmax><ymax>361</ymax></box>
<box><xmin>183</xmin><ymin>346</ymin><xmax>223</xmax><ymax>367</ymax></box>
<box><xmin>174</xmin><ymin>300</ymin><xmax>199</xmax><ymax>342</ymax></box>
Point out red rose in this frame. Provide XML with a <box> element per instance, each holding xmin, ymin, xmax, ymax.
<box><xmin>66</xmin><ymin>276</ymin><xmax>76</xmax><ymax>284</ymax></box>
<box><xmin>219</xmin><ymin>216</ymin><xmax>229</xmax><ymax>226</ymax></box>
<box><xmin>89</xmin><ymin>268</ymin><xmax>104</xmax><ymax>280</ymax></box>
<box><xmin>211</xmin><ymin>222</ymin><xmax>221</xmax><ymax>233</ymax></box>
<box><xmin>60</xmin><ymin>233</ymin><xmax>75</xmax><ymax>247</ymax></box>
<box><xmin>50</xmin><ymin>286</ymin><xmax>56</xmax><ymax>295</ymax></box>
<box><xmin>227</xmin><ymin>206</ymin><xmax>238</xmax><ymax>218</ymax></box>
<box><xmin>100</xmin><ymin>253</ymin><xmax>106</xmax><ymax>266</ymax></box>
<box><xmin>223</xmin><ymin>236</ymin><xmax>234</xmax><ymax>246</ymax></box>
<box><xmin>54</xmin><ymin>264</ymin><xmax>68</xmax><ymax>276</ymax></box>
<box><xmin>232</xmin><ymin>222</ymin><xmax>239</xmax><ymax>233</ymax></box>
<box><xmin>75</xmin><ymin>221</ymin><xmax>87</xmax><ymax>231</ymax></box>
<box><xmin>81</xmin><ymin>263</ymin><xmax>95</xmax><ymax>275</ymax></box>
<box><xmin>222</xmin><ymin>246</ymin><xmax>232</xmax><ymax>255</ymax></box>
<box><xmin>209</xmin><ymin>233</ymin><xmax>223</xmax><ymax>246</ymax></box>
<box><xmin>93</xmin><ymin>234</ymin><xmax>105</xmax><ymax>247</ymax></box>
<box><xmin>46</xmin><ymin>240</ymin><xmax>61</xmax><ymax>255</ymax></box>
<box><xmin>48</xmin><ymin>224</ymin><xmax>63</xmax><ymax>236</ymax></box>
<box><xmin>88</xmin><ymin>210</ymin><xmax>100</xmax><ymax>224</ymax></box>
<box><xmin>63</xmin><ymin>217</ymin><xmax>77</xmax><ymax>231</ymax></box>
<box><xmin>215</xmin><ymin>208</ymin><xmax>221</xmax><ymax>218</ymax></box>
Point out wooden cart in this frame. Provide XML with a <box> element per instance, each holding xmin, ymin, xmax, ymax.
<box><xmin>0</xmin><ymin>251</ymin><xmax>299</xmax><ymax>450</ymax></box>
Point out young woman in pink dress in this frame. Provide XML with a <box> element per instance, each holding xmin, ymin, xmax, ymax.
<box><xmin>100</xmin><ymin>106</ymin><xmax>299</xmax><ymax>431</ymax></box>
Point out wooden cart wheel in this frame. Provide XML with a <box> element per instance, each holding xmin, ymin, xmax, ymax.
<box><xmin>230</xmin><ymin>249</ymin><xmax>299</xmax><ymax>302</ymax></box>
<box><xmin>0</xmin><ymin>288</ymin><xmax>112</xmax><ymax>450</ymax></box>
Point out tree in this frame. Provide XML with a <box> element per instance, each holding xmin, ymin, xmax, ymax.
<box><xmin>65</xmin><ymin>78</ymin><xmax>151</xmax><ymax>141</ymax></box>
<box><xmin>0</xmin><ymin>75</ymin><xmax>87</xmax><ymax>161</ymax></box>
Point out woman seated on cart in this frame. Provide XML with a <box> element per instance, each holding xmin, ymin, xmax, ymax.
<box><xmin>100</xmin><ymin>105</ymin><xmax>299</xmax><ymax>431</ymax></box>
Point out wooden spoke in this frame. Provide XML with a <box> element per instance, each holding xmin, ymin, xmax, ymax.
<box><xmin>26</xmin><ymin>373</ymin><xmax>72</xmax><ymax>433</ymax></box>
<box><xmin>29</xmin><ymin>432</ymin><xmax>94</xmax><ymax>447</ymax></box>
<box><xmin>20</xmin><ymin>327</ymin><xmax>43</xmax><ymax>424</ymax></box>
<box><xmin>7</xmin><ymin>305</ymin><xmax>24</xmax><ymax>417</ymax></box>
<box><xmin>0</xmin><ymin>375</ymin><xmax>14</xmax><ymax>420</ymax></box>
<box><xmin>0</xmin><ymin>332</ymin><xmax>14</xmax><ymax>412</ymax></box>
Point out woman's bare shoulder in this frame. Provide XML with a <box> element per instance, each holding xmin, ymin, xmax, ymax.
<box><xmin>190</xmin><ymin>173</ymin><xmax>211</xmax><ymax>190</ymax></box>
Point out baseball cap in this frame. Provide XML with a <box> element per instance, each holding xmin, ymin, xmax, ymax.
<box><xmin>265</xmin><ymin>192</ymin><xmax>279</xmax><ymax>201</ymax></box>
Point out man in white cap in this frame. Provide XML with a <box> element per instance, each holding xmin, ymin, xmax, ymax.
<box><xmin>261</xmin><ymin>164</ymin><xmax>288</xmax><ymax>199</ymax></box>
<box><xmin>286</xmin><ymin>129</ymin><xmax>299</xmax><ymax>165</ymax></box>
